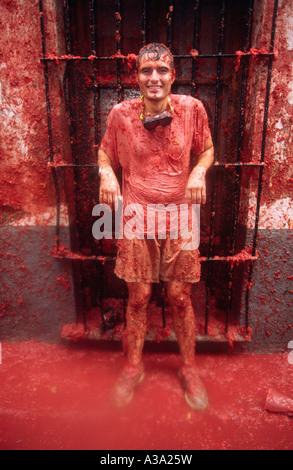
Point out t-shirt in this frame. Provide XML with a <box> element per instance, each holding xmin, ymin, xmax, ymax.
<box><xmin>100</xmin><ymin>93</ymin><xmax>211</xmax><ymax>238</ymax></box>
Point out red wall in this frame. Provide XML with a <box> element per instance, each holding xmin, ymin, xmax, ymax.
<box><xmin>0</xmin><ymin>0</ymin><xmax>69</xmax><ymax>226</ymax></box>
<box><xmin>240</xmin><ymin>0</ymin><xmax>293</xmax><ymax>229</ymax></box>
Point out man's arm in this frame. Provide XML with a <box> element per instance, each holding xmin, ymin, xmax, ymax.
<box><xmin>98</xmin><ymin>148</ymin><xmax>121</xmax><ymax>210</ymax></box>
<box><xmin>185</xmin><ymin>138</ymin><xmax>214</xmax><ymax>205</ymax></box>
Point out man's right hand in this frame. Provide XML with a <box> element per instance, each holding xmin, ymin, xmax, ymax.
<box><xmin>99</xmin><ymin>164</ymin><xmax>121</xmax><ymax>210</ymax></box>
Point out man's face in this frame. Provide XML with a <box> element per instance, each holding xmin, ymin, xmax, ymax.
<box><xmin>136</xmin><ymin>54</ymin><xmax>175</xmax><ymax>103</ymax></box>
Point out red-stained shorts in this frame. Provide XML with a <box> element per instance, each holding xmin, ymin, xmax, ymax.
<box><xmin>114</xmin><ymin>235</ymin><xmax>201</xmax><ymax>284</ymax></box>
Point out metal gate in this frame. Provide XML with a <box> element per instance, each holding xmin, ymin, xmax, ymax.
<box><xmin>39</xmin><ymin>0</ymin><xmax>279</xmax><ymax>343</ymax></box>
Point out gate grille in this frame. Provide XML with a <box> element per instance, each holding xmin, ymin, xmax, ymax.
<box><xmin>39</xmin><ymin>0</ymin><xmax>279</xmax><ymax>342</ymax></box>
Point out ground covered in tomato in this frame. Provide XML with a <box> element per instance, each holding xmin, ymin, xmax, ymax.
<box><xmin>0</xmin><ymin>341</ymin><xmax>292</xmax><ymax>450</ymax></box>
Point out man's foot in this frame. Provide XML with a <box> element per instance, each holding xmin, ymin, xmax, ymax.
<box><xmin>111</xmin><ymin>362</ymin><xmax>145</xmax><ymax>407</ymax></box>
<box><xmin>178</xmin><ymin>365</ymin><xmax>208</xmax><ymax>411</ymax></box>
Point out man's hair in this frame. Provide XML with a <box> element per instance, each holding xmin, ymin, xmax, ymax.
<box><xmin>136</xmin><ymin>43</ymin><xmax>174</xmax><ymax>71</ymax></box>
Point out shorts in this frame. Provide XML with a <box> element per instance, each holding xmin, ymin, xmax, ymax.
<box><xmin>114</xmin><ymin>235</ymin><xmax>201</xmax><ymax>284</ymax></box>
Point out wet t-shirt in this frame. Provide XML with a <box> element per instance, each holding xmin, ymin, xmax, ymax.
<box><xmin>100</xmin><ymin>94</ymin><xmax>211</xmax><ymax>237</ymax></box>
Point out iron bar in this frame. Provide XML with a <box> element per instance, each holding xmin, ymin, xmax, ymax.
<box><xmin>232</xmin><ymin>0</ymin><xmax>254</xmax><ymax>227</ymax></box>
<box><xmin>64</xmin><ymin>0</ymin><xmax>71</xmax><ymax>53</ymax></box>
<box><xmin>225</xmin><ymin>0</ymin><xmax>254</xmax><ymax>333</ymax></box>
<box><xmin>64</xmin><ymin>0</ymin><xmax>89</xmax><ymax>329</ymax></box>
<box><xmin>55</xmin><ymin>254</ymin><xmax>116</xmax><ymax>262</ymax></box>
<box><xmin>38</xmin><ymin>76</ymin><xmax>232</xmax><ymax>89</ymax></box>
<box><xmin>114</xmin><ymin>0</ymin><xmax>125</xmax><ymax>322</ymax></box>
<box><xmin>245</xmin><ymin>0</ymin><xmax>279</xmax><ymax>327</ymax></box>
<box><xmin>213</xmin><ymin>162</ymin><xmax>264</xmax><ymax>167</ymax></box>
<box><xmin>90</xmin><ymin>0</ymin><xmax>99</xmax><ymax>149</ymax></box>
<box><xmin>49</xmin><ymin>162</ymin><xmax>265</xmax><ymax>169</ymax></box>
<box><xmin>54</xmin><ymin>253</ymin><xmax>258</xmax><ymax>263</ymax></box>
<box><xmin>164</xmin><ymin>0</ymin><xmax>174</xmax><ymax>327</ymax></box>
<box><xmin>191</xmin><ymin>0</ymin><xmax>200</xmax><ymax>97</ymax></box>
<box><xmin>90</xmin><ymin>0</ymin><xmax>105</xmax><ymax>312</ymax></box>
<box><xmin>63</xmin><ymin>0</ymin><xmax>77</xmax><ymax>165</ymax></box>
<box><xmin>167</xmin><ymin>1</ymin><xmax>173</xmax><ymax>50</ymax></box>
<box><xmin>142</xmin><ymin>0</ymin><xmax>146</xmax><ymax>46</ymax></box>
<box><xmin>174</xmin><ymin>52</ymin><xmax>274</xmax><ymax>59</ymax></box>
<box><xmin>50</xmin><ymin>164</ymin><xmax>100</xmax><ymax>168</ymax></box>
<box><xmin>213</xmin><ymin>0</ymin><xmax>226</xmax><ymax>162</ymax></box>
<box><xmin>39</xmin><ymin>0</ymin><xmax>61</xmax><ymax>247</ymax></box>
<box><xmin>41</xmin><ymin>52</ymin><xmax>275</xmax><ymax>62</ymax></box>
<box><xmin>204</xmin><ymin>0</ymin><xmax>226</xmax><ymax>335</ymax></box>
<box><xmin>89</xmin><ymin>0</ymin><xmax>96</xmax><ymax>53</ymax></box>
<box><xmin>176</xmin><ymin>53</ymin><xmax>274</xmax><ymax>59</ymax></box>
<box><xmin>63</xmin><ymin>64</ymin><xmax>77</xmax><ymax>163</ymax></box>
<box><xmin>115</xmin><ymin>1</ymin><xmax>122</xmax><ymax>102</ymax></box>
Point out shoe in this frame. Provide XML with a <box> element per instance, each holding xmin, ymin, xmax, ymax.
<box><xmin>111</xmin><ymin>362</ymin><xmax>145</xmax><ymax>407</ymax></box>
<box><xmin>178</xmin><ymin>365</ymin><xmax>208</xmax><ymax>411</ymax></box>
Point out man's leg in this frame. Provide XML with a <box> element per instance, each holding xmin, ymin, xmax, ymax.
<box><xmin>111</xmin><ymin>281</ymin><xmax>152</xmax><ymax>407</ymax></box>
<box><xmin>165</xmin><ymin>281</ymin><xmax>196</xmax><ymax>366</ymax></box>
<box><xmin>124</xmin><ymin>281</ymin><xmax>152</xmax><ymax>365</ymax></box>
<box><xmin>166</xmin><ymin>280</ymin><xmax>208</xmax><ymax>411</ymax></box>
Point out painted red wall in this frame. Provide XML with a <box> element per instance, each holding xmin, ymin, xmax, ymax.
<box><xmin>0</xmin><ymin>0</ymin><xmax>69</xmax><ymax>226</ymax></box>
<box><xmin>240</xmin><ymin>0</ymin><xmax>293</xmax><ymax>229</ymax></box>
<box><xmin>0</xmin><ymin>0</ymin><xmax>75</xmax><ymax>340</ymax></box>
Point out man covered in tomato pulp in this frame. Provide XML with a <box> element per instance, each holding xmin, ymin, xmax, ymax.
<box><xmin>98</xmin><ymin>43</ymin><xmax>214</xmax><ymax>410</ymax></box>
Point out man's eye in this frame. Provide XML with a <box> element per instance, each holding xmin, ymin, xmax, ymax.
<box><xmin>140</xmin><ymin>68</ymin><xmax>169</xmax><ymax>74</ymax></box>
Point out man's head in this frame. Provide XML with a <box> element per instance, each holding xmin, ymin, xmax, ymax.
<box><xmin>136</xmin><ymin>43</ymin><xmax>175</xmax><ymax>104</ymax></box>
<box><xmin>136</xmin><ymin>43</ymin><xmax>175</xmax><ymax>72</ymax></box>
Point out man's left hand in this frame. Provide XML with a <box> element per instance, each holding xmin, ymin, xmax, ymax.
<box><xmin>185</xmin><ymin>166</ymin><xmax>207</xmax><ymax>205</ymax></box>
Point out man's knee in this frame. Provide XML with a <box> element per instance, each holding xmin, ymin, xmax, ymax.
<box><xmin>166</xmin><ymin>282</ymin><xmax>191</xmax><ymax>310</ymax></box>
<box><xmin>127</xmin><ymin>282</ymin><xmax>152</xmax><ymax>310</ymax></box>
